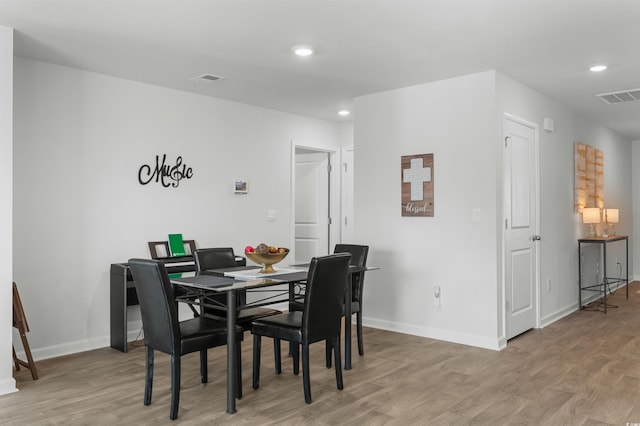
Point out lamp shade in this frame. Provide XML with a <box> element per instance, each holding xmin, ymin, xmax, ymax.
<box><xmin>605</xmin><ymin>208</ymin><xmax>619</xmax><ymax>223</ymax></box>
<box><xmin>583</xmin><ymin>207</ymin><xmax>601</xmax><ymax>224</ymax></box>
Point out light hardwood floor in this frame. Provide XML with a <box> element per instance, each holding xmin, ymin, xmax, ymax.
<box><xmin>5</xmin><ymin>283</ymin><xmax>640</xmax><ymax>425</ymax></box>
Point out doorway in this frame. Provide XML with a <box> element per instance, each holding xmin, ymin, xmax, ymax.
<box><xmin>503</xmin><ymin>114</ymin><xmax>540</xmax><ymax>340</ymax></box>
<box><xmin>293</xmin><ymin>146</ymin><xmax>334</xmax><ymax>264</ymax></box>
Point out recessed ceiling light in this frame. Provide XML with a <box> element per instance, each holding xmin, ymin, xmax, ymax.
<box><xmin>293</xmin><ymin>46</ymin><xmax>314</xmax><ymax>57</ymax></box>
<box><xmin>589</xmin><ymin>64</ymin><xmax>608</xmax><ymax>72</ymax></box>
<box><xmin>338</xmin><ymin>110</ymin><xmax>350</xmax><ymax>116</ymax></box>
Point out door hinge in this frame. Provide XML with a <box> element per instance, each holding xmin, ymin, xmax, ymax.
<box><xmin>505</xmin><ymin>219</ymin><xmax>508</xmax><ymax>229</ymax></box>
<box><xmin>343</xmin><ymin>162</ymin><xmax>347</xmax><ymax>173</ymax></box>
<box><xmin>504</xmin><ymin>136</ymin><xmax>511</xmax><ymax>147</ymax></box>
<box><xmin>328</xmin><ymin>217</ymin><xmax>332</xmax><ymax>225</ymax></box>
<box><xmin>327</xmin><ymin>163</ymin><xmax>332</xmax><ymax>173</ymax></box>
<box><xmin>344</xmin><ymin>216</ymin><xmax>348</xmax><ymax>226</ymax></box>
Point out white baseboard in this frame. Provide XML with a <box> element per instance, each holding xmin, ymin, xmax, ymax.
<box><xmin>362</xmin><ymin>316</ymin><xmax>503</xmax><ymax>351</ymax></box>
<box><xmin>0</xmin><ymin>378</ymin><xmax>17</xmax><ymax>396</ymax></box>
<box><xmin>15</xmin><ymin>322</ymin><xmax>145</xmax><ymax>362</ymax></box>
<box><xmin>540</xmin><ymin>279</ymin><xmax>630</xmax><ymax>328</ymax></box>
<box><xmin>540</xmin><ymin>304</ymin><xmax>577</xmax><ymax>328</ymax></box>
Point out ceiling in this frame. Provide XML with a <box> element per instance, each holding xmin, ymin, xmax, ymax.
<box><xmin>2</xmin><ymin>0</ymin><xmax>640</xmax><ymax>140</ymax></box>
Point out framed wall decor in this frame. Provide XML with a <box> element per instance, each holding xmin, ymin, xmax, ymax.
<box><xmin>574</xmin><ymin>142</ymin><xmax>603</xmax><ymax>212</ymax></box>
<box><xmin>234</xmin><ymin>179</ymin><xmax>249</xmax><ymax>194</ymax></box>
<box><xmin>401</xmin><ymin>153</ymin><xmax>434</xmax><ymax>217</ymax></box>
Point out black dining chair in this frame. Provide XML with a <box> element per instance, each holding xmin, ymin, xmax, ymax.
<box><xmin>327</xmin><ymin>244</ymin><xmax>369</xmax><ymax>366</ymax></box>
<box><xmin>288</xmin><ymin>244</ymin><xmax>369</xmax><ymax>367</ymax></box>
<box><xmin>251</xmin><ymin>252</ymin><xmax>351</xmax><ymax>404</ymax></box>
<box><xmin>128</xmin><ymin>258</ymin><xmax>244</xmax><ymax>420</ymax></box>
<box><xmin>193</xmin><ymin>248</ymin><xmax>282</xmax><ymax>328</ymax></box>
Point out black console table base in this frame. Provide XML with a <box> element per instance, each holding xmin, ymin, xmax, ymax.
<box><xmin>578</xmin><ymin>235</ymin><xmax>628</xmax><ymax>314</ymax></box>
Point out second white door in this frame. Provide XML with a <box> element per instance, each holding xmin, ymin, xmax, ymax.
<box><xmin>294</xmin><ymin>151</ymin><xmax>330</xmax><ymax>263</ymax></box>
<box><xmin>504</xmin><ymin>115</ymin><xmax>539</xmax><ymax>340</ymax></box>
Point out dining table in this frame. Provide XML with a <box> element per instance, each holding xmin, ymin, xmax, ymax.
<box><xmin>170</xmin><ymin>262</ymin><xmax>373</xmax><ymax>414</ymax></box>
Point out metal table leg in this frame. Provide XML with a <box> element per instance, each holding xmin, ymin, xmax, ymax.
<box><xmin>226</xmin><ymin>290</ymin><xmax>237</xmax><ymax>414</ymax></box>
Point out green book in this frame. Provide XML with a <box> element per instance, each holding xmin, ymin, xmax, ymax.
<box><xmin>168</xmin><ymin>233</ymin><xmax>186</xmax><ymax>257</ymax></box>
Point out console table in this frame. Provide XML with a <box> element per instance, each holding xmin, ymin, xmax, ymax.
<box><xmin>578</xmin><ymin>235</ymin><xmax>628</xmax><ymax>313</ymax></box>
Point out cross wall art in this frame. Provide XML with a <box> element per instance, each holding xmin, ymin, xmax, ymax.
<box><xmin>401</xmin><ymin>153</ymin><xmax>434</xmax><ymax>217</ymax></box>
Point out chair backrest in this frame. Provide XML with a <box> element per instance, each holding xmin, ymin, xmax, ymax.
<box><xmin>334</xmin><ymin>244</ymin><xmax>369</xmax><ymax>302</ymax></box>
<box><xmin>334</xmin><ymin>244</ymin><xmax>368</xmax><ymax>268</ymax></box>
<box><xmin>302</xmin><ymin>253</ymin><xmax>351</xmax><ymax>343</ymax></box>
<box><xmin>128</xmin><ymin>258</ymin><xmax>179</xmax><ymax>355</ymax></box>
<box><xmin>194</xmin><ymin>247</ymin><xmax>241</xmax><ymax>307</ymax></box>
<box><xmin>194</xmin><ymin>247</ymin><xmax>237</xmax><ymax>271</ymax></box>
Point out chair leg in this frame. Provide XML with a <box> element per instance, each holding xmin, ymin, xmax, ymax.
<box><xmin>325</xmin><ymin>339</ymin><xmax>332</xmax><ymax>368</ymax></box>
<box><xmin>357</xmin><ymin>311</ymin><xmax>364</xmax><ymax>356</ymax></box>
<box><xmin>274</xmin><ymin>338</ymin><xmax>282</xmax><ymax>374</ymax></box>
<box><xmin>236</xmin><ymin>339</ymin><xmax>242</xmax><ymax>399</ymax></box>
<box><xmin>200</xmin><ymin>349</ymin><xmax>208</xmax><ymax>384</ymax></box>
<box><xmin>302</xmin><ymin>343</ymin><xmax>311</xmax><ymax>404</ymax></box>
<box><xmin>292</xmin><ymin>342</ymin><xmax>300</xmax><ymax>375</ymax></box>
<box><xmin>252</xmin><ymin>334</ymin><xmax>261</xmax><ymax>390</ymax></box>
<box><xmin>333</xmin><ymin>336</ymin><xmax>344</xmax><ymax>390</ymax></box>
<box><xmin>170</xmin><ymin>354</ymin><xmax>181</xmax><ymax>420</ymax></box>
<box><xmin>144</xmin><ymin>347</ymin><xmax>154</xmax><ymax>406</ymax></box>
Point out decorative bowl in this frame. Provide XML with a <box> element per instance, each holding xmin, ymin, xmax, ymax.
<box><xmin>245</xmin><ymin>249</ymin><xmax>289</xmax><ymax>273</ymax></box>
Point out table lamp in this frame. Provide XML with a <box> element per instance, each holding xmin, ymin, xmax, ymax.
<box><xmin>604</xmin><ymin>208</ymin><xmax>619</xmax><ymax>236</ymax></box>
<box><xmin>582</xmin><ymin>207</ymin><xmax>600</xmax><ymax>237</ymax></box>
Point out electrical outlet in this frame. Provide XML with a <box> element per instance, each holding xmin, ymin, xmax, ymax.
<box><xmin>434</xmin><ymin>285</ymin><xmax>441</xmax><ymax>307</ymax></box>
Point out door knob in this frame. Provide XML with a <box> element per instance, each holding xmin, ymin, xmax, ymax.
<box><xmin>531</xmin><ymin>235</ymin><xmax>541</xmax><ymax>241</ymax></box>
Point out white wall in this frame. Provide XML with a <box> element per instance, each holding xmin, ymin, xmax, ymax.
<box><xmin>12</xmin><ymin>58</ymin><xmax>341</xmax><ymax>359</ymax></box>
<box><xmin>496</xmin><ymin>73</ymin><xmax>633</xmax><ymax>327</ymax></box>
<box><xmin>632</xmin><ymin>140</ymin><xmax>640</xmax><ymax>278</ymax></box>
<box><xmin>11</xmin><ymin>55</ymin><xmax>636</xmax><ymax>362</ymax></box>
<box><xmin>354</xmin><ymin>71</ymin><xmax>501</xmax><ymax>349</ymax></box>
<box><xmin>0</xmin><ymin>26</ymin><xmax>17</xmax><ymax>396</ymax></box>
<box><xmin>354</xmin><ymin>70</ymin><xmax>633</xmax><ymax>350</ymax></box>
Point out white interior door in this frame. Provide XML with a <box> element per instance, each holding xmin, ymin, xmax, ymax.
<box><xmin>504</xmin><ymin>115</ymin><xmax>539</xmax><ymax>340</ymax></box>
<box><xmin>294</xmin><ymin>151</ymin><xmax>330</xmax><ymax>263</ymax></box>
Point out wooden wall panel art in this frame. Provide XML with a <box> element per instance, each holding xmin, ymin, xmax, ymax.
<box><xmin>401</xmin><ymin>153</ymin><xmax>434</xmax><ymax>217</ymax></box>
<box><xmin>574</xmin><ymin>142</ymin><xmax>603</xmax><ymax>212</ymax></box>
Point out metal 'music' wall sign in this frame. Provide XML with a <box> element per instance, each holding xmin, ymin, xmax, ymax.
<box><xmin>138</xmin><ymin>154</ymin><xmax>194</xmax><ymax>188</ymax></box>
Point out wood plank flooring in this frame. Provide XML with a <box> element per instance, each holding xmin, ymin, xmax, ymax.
<box><xmin>5</xmin><ymin>282</ymin><xmax>640</xmax><ymax>425</ymax></box>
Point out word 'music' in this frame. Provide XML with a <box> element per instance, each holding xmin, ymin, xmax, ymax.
<box><xmin>138</xmin><ymin>154</ymin><xmax>194</xmax><ymax>188</ymax></box>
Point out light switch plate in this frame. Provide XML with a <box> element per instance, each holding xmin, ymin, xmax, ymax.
<box><xmin>472</xmin><ymin>208</ymin><xmax>482</xmax><ymax>223</ymax></box>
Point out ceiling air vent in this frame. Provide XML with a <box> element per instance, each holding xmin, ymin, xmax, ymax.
<box><xmin>190</xmin><ymin>74</ymin><xmax>224</xmax><ymax>85</ymax></box>
<box><xmin>596</xmin><ymin>89</ymin><xmax>640</xmax><ymax>104</ymax></box>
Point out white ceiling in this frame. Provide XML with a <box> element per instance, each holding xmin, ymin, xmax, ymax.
<box><xmin>2</xmin><ymin>0</ymin><xmax>640</xmax><ymax>140</ymax></box>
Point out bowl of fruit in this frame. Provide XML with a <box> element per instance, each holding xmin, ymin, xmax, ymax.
<box><xmin>244</xmin><ymin>243</ymin><xmax>289</xmax><ymax>273</ymax></box>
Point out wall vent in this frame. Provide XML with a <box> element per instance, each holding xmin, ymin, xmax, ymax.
<box><xmin>596</xmin><ymin>88</ymin><xmax>640</xmax><ymax>104</ymax></box>
<box><xmin>190</xmin><ymin>74</ymin><xmax>224</xmax><ymax>85</ymax></box>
